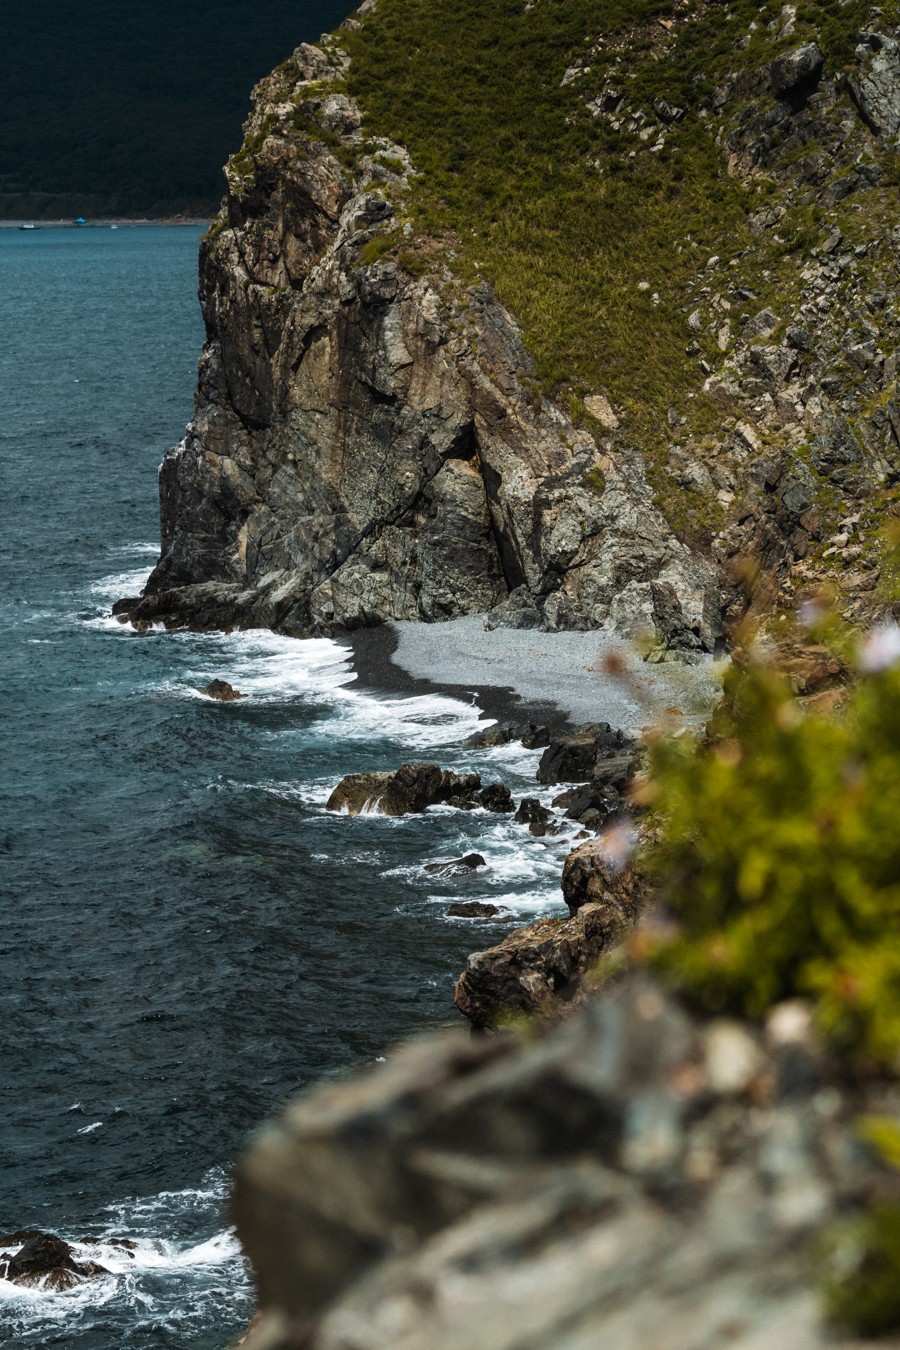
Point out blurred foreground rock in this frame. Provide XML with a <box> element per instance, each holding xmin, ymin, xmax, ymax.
<box><xmin>233</xmin><ymin>976</ymin><xmax>897</xmax><ymax>1349</ymax></box>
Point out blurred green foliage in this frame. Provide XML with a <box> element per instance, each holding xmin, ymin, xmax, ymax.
<box><xmin>645</xmin><ymin>636</ymin><xmax>900</xmax><ymax>1066</ymax></box>
<box><xmin>821</xmin><ymin>1203</ymin><xmax>900</xmax><ymax>1336</ymax></box>
<box><xmin>644</xmin><ymin>524</ymin><xmax>900</xmax><ymax>1065</ymax></box>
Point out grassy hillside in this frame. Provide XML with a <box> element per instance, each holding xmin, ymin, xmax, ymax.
<box><xmin>339</xmin><ymin>0</ymin><xmax>899</xmax><ymax>540</ymax></box>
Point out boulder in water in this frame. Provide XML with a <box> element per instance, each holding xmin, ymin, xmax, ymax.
<box><xmin>446</xmin><ymin>901</ymin><xmax>502</xmax><ymax>918</ymax></box>
<box><xmin>478</xmin><ymin>783</ymin><xmax>514</xmax><ymax>813</ymax></box>
<box><xmin>536</xmin><ymin>723</ymin><xmax>635</xmax><ymax>785</ymax></box>
<box><xmin>0</xmin><ymin>1231</ymin><xmax>110</xmax><ymax>1291</ymax></box>
<box><xmin>202</xmin><ymin>678</ymin><xmax>244</xmax><ymax>701</ymax></box>
<box><xmin>514</xmin><ymin>797</ymin><xmax>557</xmax><ymax>836</ymax></box>
<box><xmin>326</xmin><ymin>763</ymin><xmax>481</xmax><ymax>816</ymax></box>
<box><xmin>424</xmin><ymin>853</ymin><xmax>486</xmax><ymax>877</ymax></box>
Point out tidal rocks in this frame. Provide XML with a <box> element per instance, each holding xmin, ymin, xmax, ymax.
<box><xmin>326</xmin><ymin>763</ymin><xmax>481</xmax><ymax>816</ymax></box>
<box><xmin>446</xmin><ymin>901</ymin><xmax>501</xmax><ymax>919</ymax></box>
<box><xmin>234</xmin><ymin>976</ymin><xmax>875</xmax><ymax>1350</ymax></box>
<box><xmin>463</xmin><ymin>721</ymin><xmax>550</xmax><ymax>749</ymax></box>
<box><xmin>202</xmin><ymin>678</ymin><xmax>244</xmax><ymax>701</ymax></box>
<box><xmin>535</xmin><ymin>722</ymin><xmax>635</xmax><ymax>785</ymax></box>
<box><xmin>453</xmin><ymin>899</ymin><xmax>633</xmax><ymax>1028</ymax></box>
<box><xmin>452</xmin><ymin>839</ymin><xmax>648</xmax><ymax>1027</ymax></box>
<box><xmin>0</xmin><ymin>1231</ymin><xmax>109</xmax><ymax>1291</ymax></box>
<box><xmin>327</xmin><ymin>765</ymin><xmax>515</xmax><ymax>816</ymax></box>
<box><xmin>424</xmin><ymin>854</ymin><xmax>486</xmax><ymax>877</ymax></box>
<box><xmin>514</xmin><ymin>796</ymin><xmax>557</xmax><ymax>836</ymax></box>
<box><xmin>477</xmin><ymin>782</ymin><xmax>514</xmax><ymax>813</ymax></box>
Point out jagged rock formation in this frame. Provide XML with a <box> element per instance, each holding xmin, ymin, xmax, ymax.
<box><xmin>325</xmin><ymin>762</ymin><xmax>511</xmax><ymax>816</ymax></box>
<box><xmin>454</xmin><ymin>838</ymin><xmax>647</xmax><ymax>1027</ymax></box>
<box><xmin>0</xmin><ymin>1231</ymin><xmax>111</xmax><ymax>1291</ymax></box>
<box><xmin>116</xmin><ymin>41</ymin><xmax>718</xmax><ymax>648</ymax></box>
<box><xmin>232</xmin><ymin>975</ymin><xmax>898</xmax><ymax>1349</ymax></box>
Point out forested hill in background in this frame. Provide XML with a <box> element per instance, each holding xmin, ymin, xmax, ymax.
<box><xmin>1</xmin><ymin>0</ymin><xmax>353</xmax><ymax>219</ymax></box>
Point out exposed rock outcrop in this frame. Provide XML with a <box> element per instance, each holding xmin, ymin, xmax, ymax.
<box><xmin>326</xmin><ymin>762</ymin><xmax>481</xmax><ymax>815</ymax></box>
<box><xmin>446</xmin><ymin>901</ymin><xmax>502</xmax><ymax>919</ymax></box>
<box><xmin>233</xmin><ymin>976</ymin><xmax>895</xmax><ymax>1349</ymax></box>
<box><xmin>424</xmin><ymin>853</ymin><xmax>486</xmax><ymax>877</ymax></box>
<box><xmin>453</xmin><ymin>840</ymin><xmax>646</xmax><ymax>1027</ymax></box>
<box><xmin>202</xmin><ymin>678</ymin><xmax>244</xmax><ymax>701</ymax></box>
<box><xmin>0</xmin><ymin>1232</ymin><xmax>110</xmax><ymax>1291</ymax></box>
<box><xmin>116</xmin><ymin>41</ymin><xmax>718</xmax><ymax>649</ymax></box>
<box><xmin>536</xmin><ymin>721</ymin><xmax>637</xmax><ymax>785</ymax></box>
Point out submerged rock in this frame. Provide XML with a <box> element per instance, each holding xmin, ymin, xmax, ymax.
<box><xmin>446</xmin><ymin>901</ymin><xmax>501</xmax><ymax>919</ymax></box>
<box><xmin>424</xmin><ymin>853</ymin><xmax>486</xmax><ymax>876</ymax></box>
<box><xmin>0</xmin><ymin>1231</ymin><xmax>110</xmax><ymax>1291</ymax></box>
<box><xmin>326</xmin><ymin>763</ymin><xmax>481</xmax><ymax>816</ymax></box>
<box><xmin>202</xmin><ymin>678</ymin><xmax>244</xmax><ymax>701</ymax></box>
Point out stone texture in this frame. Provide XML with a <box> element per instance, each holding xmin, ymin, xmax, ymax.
<box><xmin>202</xmin><ymin>678</ymin><xmax>244</xmax><ymax>701</ymax></box>
<box><xmin>0</xmin><ymin>1232</ymin><xmax>110</xmax><ymax>1291</ymax></box>
<box><xmin>232</xmin><ymin>977</ymin><xmax>894</xmax><ymax>1350</ymax></box>
<box><xmin>535</xmin><ymin>722</ymin><xmax>636</xmax><ymax>785</ymax></box>
<box><xmin>849</xmin><ymin>33</ymin><xmax>900</xmax><ymax>142</ymax></box>
<box><xmin>326</xmin><ymin>763</ymin><xmax>481</xmax><ymax>816</ymax></box>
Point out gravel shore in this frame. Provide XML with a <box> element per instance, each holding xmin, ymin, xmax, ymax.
<box><xmin>350</xmin><ymin>616</ymin><xmax>723</xmax><ymax>733</ymax></box>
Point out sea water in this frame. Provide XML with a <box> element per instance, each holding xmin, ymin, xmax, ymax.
<box><xmin>0</xmin><ymin>225</ymin><xmax>573</xmax><ymax>1346</ymax></box>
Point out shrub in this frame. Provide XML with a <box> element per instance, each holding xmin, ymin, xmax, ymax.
<box><xmin>642</xmin><ymin>615</ymin><xmax>900</xmax><ymax>1068</ymax></box>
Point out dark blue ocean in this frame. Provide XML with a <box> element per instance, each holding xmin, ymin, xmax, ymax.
<box><xmin>0</xmin><ymin>225</ymin><xmax>569</xmax><ymax>1347</ymax></box>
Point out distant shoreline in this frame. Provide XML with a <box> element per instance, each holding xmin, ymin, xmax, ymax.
<box><xmin>0</xmin><ymin>218</ymin><xmax>212</xmax><ymax>229</ymax></box>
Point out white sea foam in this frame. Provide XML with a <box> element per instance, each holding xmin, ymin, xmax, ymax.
<box><xmin>313</xmin><ymin>685</ymin><xmax>489</xmax><ymax>749</ymax></box>
<box><xmin>107</xmin><ymin>542</ymin><xmax>160</xmax><ymax>557</ymax></box>
<box><xmin>75</xmin><ymin>1121</ymin><xmax>103</xmax><ymax>1135</ymax></box>
<box><xmin>0</xmin><ymin>1170</ymin><xmax>248</xmax><ymax>1329</ymax></box>
<box><xmin>88</xmin><ymin>566</ymin><xmax>154</xmax><ymax>602</ymax></box>
<box><xmin>431</xmin><ymin>887</ymin><xmax>565</xmax><ymax>915</ymax></box>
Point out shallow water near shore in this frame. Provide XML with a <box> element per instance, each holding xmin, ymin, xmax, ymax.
<box><xmin>0</xmin><ymin>226</ymin><xmax>592</xmax><ymax>1345</ymax></box>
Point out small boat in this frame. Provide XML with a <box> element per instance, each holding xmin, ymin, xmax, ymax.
<box><xmin>110</xmin><ymin>224</ymin><xmax>118</xmax><ymax>230</ymax></box>
<box><xmin>18</xmin><ymin>222</ymin><xmax>38</xmax><ymax>231</ymax></box>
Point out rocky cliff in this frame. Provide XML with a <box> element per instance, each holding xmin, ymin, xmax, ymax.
<box><xmin>117</xmin><ymin>1</ymin><xmax>900</xmax><ymax>648</ymax></box>
<box><xmin>120</xmin><ymin>29</ymin><xmax>717</xmax><ymax>645</ymax></box>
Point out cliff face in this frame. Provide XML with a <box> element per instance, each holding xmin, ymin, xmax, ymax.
<box><xmin>121</xmin><ymin>41</ymin><xmax>717</xmax><ymax>648</ymax></box>
<box><xmin>119</xmin><ymin>3</ymin><xmax>900</xmax><ymax>646</ymax></box>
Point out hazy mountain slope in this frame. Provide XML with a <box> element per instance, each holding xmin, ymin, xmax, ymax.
<box><xmin>0</xmin><ymin>0</ymin><xmax>352</xmax><ymax>217</ymax></box>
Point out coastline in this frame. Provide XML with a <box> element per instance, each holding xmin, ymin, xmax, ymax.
<box><xmin>0</xmin><ymin>218</ymin><xmax>211</xmax><ymax>228</ymax></box>
<box><xmin>349</xmin><ymin>616</ymin><xmax>724</xmax><ymax>735</ymax></box>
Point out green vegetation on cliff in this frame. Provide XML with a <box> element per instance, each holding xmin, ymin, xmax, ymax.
<box><xmin>343</xmin><ymin>0</ymin><xmax>880</xmax><ymax>414</ymax></box>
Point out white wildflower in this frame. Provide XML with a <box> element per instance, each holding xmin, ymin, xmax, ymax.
<box><xmin>598</xmin><ymin>818</ymin><xmax>636</xmax><ymax>871</ymax></box>
<box><xmin>797</xmin><ymin>599</ymin><xmax>824</xmax><ymax>630</ymax></box>
<box><xmin>858</xmin><ymin>623</ymin><xmax>900</xmax><ymax>674</ymax></box>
